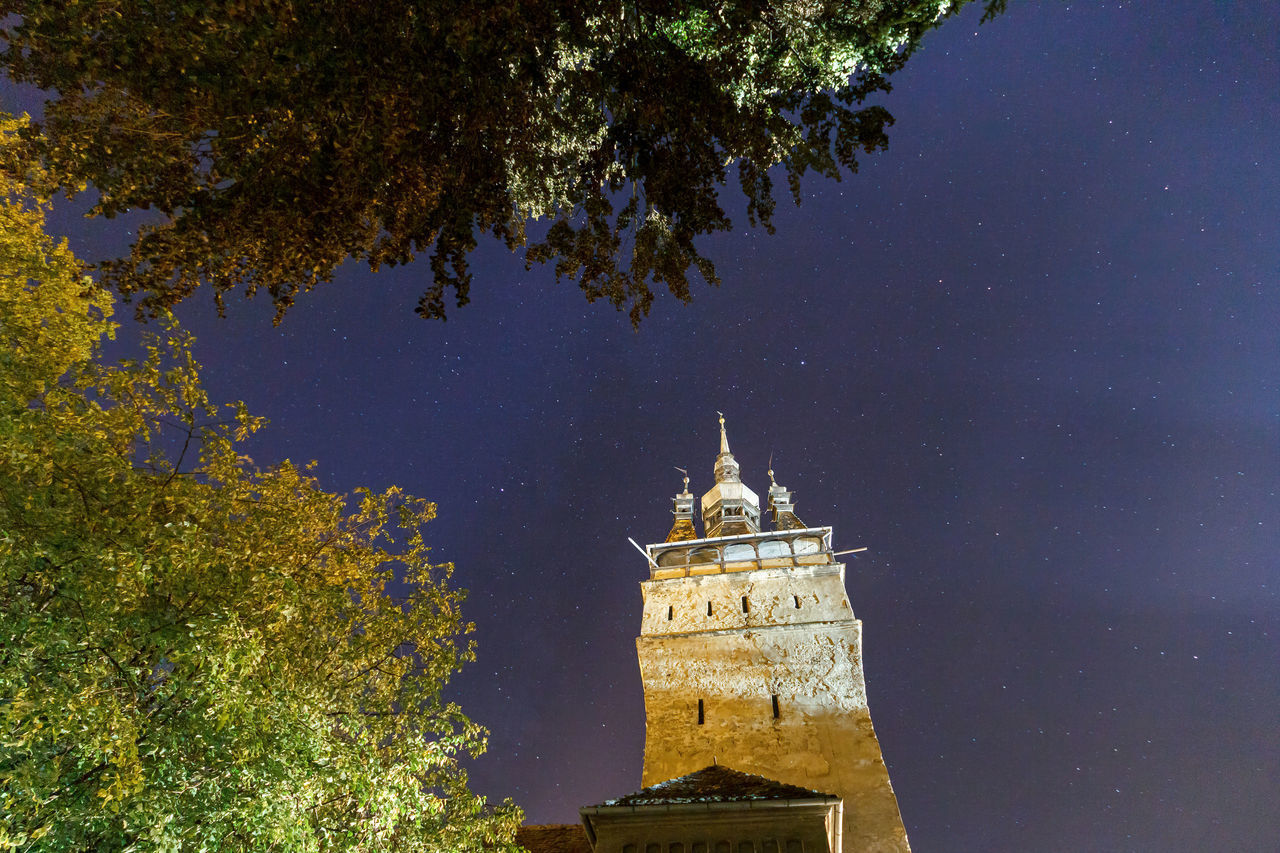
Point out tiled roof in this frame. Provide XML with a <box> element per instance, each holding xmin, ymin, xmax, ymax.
<box><xmin>598</xmin><ymin>765</ymin><xmax>835</xmax><ymax>807</ymax></box>
<box><xmin>515</xmin><ymin>824</ymin><xmax>592</xmax><ymax>853</ymax></box>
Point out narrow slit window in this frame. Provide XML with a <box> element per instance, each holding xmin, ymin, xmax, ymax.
<box><xmin>772</xmin><ymin>694</ymin><xmax>781</xmax><ymax>719</ymax></box>
<box><xmin>793</xmin><ymin>594</ymin><xmax>801</xmax><ymax>609</ymax></box>
<box><xmin>741</xmin><ymin>596</ymin><xmax>750</xmax><ymax>613</ymax></box>
<box><xmin>667</xmin><ymin>605</ymin><xmax>674</xmax><ymax>621</ymax></box>
<box><xmin>707</xmin><ymin>601</ymin><xmax>713</xmax><ymax>616</ymax></box>
<box><xmin>697</xmin><ymin>699</ymin><xmax>705</xmax><ymax>725</ymax></box>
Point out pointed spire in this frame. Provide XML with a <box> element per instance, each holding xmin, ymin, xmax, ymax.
<box><xmin>702</xmin><ymin>413</ymin><xmax>760</xmax><ymax>537</ymax></box>
<box><xmin>712</xmin><ymin>413</ymin><xmax>742</xmax><ymax>486</ymax></box>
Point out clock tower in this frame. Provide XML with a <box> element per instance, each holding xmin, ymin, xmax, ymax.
<box><xmin>634</xmin><ymin>416</ymin><xmax>910</xmax><ymax>852</ymax></box>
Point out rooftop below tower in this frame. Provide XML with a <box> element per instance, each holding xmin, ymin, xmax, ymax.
<box><xmin>581</xmin><ymin>766</ymin><xmax>843</xmax><ymax>853</ymax></box>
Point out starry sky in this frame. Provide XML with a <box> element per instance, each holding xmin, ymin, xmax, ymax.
<box><xmin>12</xmin><ymin>2</ymin><xmax>1279</xmax><ymax>850</ymax></box>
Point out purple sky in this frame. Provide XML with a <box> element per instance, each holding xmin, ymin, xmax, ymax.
<box><xmin>10</xmin><ymin>2</ymin><xmax>1279</xmax><ymax>850</ymax></box>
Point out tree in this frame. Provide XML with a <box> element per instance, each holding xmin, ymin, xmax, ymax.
<box><xmin>0</xmin><ymin>118</ymin><xmax>520</xmax><ymax>852</ymax></box>
<box><xmin>0</xmin><ymin>0</ymin><xmax>1004</xmax><ymax>325</ymax></box>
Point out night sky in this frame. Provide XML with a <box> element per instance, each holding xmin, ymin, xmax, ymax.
<box><xmin>12</xmin><ymin>2</ymin><xmax>1280</xmax><ymax>850</ymax></box>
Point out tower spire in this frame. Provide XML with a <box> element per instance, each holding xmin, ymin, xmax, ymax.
<box><xmin>701</xmin><ymin>413</ymin><xmax>760</xmax><ymax>537</ymax></box>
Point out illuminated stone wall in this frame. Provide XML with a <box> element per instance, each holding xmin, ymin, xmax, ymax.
<box><xmin>636</xmin><ymin>560</ymin><xmax>910</xmax><ymax>853</ymax></box>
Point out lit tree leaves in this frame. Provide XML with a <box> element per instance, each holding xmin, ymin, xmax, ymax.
<box><xmin>0</xmin><ymin>0</ymin><xmax>1004</xmax><ymax>325</ymax></box>
<box><xmin>0</xmin><ymin>125</ymin><xmax>520</xmax><ymax>853</ymax></box>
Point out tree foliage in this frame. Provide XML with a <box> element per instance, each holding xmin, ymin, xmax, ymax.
<box><xmin>0</xmin><ymin>0</ymin><xmax>1003</xmax><ymax>325</ymax></box>
<box><xmin>0</xmin><ymin>120</ymin><xmax>520</xmax><ymax>852</ymax></box>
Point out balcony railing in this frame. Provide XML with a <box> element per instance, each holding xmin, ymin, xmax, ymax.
<box><xmin>645</xmin><ymin>527</ymin><xmax>835</xmax><ymax>578</ymax></box>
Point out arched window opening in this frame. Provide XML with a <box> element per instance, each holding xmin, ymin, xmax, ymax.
<box><xmin>758</xmin><ymin>539</ymin><xmax>790</xmax><ymax>559</ymax></box>
<box><xmin>794</xmin><ymin>536</ymin><xmax>823</xmax><ymax>556</ymax></box>
<box><xmin>657</xmin><ymin>548</ymin><xmax>688</xmax><ymax>567</ymax></box>
<box><xmin>689</xmin><ymin>547</ymin><xmax>720</xmax><ymax>565</ymax></box>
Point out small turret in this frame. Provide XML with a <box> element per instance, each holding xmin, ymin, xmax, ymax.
<box><xmin>664</xmin><ymin>467</ymin><xmax>698</xmax><ymax>543</ymax></box>
<box><xmin>766</xmin><ymin>460</ymin><xmax>807</xmax><ymax>531</ymax></box>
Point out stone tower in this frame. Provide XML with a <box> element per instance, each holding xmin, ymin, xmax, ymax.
<box><xmin>635</xmin><ymin>417</ymin><xmax>910</xmax><ymax>853</ymax></box>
